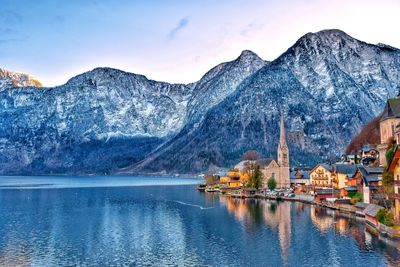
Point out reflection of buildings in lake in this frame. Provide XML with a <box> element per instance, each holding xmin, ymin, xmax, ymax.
<box><xmin>262</xmin><ymin>201</ymin><xmax>291</xmax><ymax>263</ymax></box>
<box><xmin>220</xmin><ymin>197</ymin><xmax>292</xmax><ymax>263</ymax></box>
<box><xmin>220</xmin><ymin>197</ymin><xmax>250</xmax><ymax>222</ymax></box>
<box><xmin>310</xmin><ymin>205</ymin><xmax>335</xmax><ymax>232</ymax></box>
<box><xmin>0</xmin><ymin>241</ymin><xmax>31</xmax><ymax>267</ymax></box>
<box><xmin>295</xmin><ymin>202</ymin><xmax>305</xmax><ymax>214</ymax></box>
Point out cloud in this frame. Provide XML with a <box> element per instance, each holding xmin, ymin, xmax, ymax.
<box><xmin>167</xmin><ymin>17</ymin><xmax>189</xmax><ymax>39</ymax></box>
<box><xmin>54</xmin><ymin>15</ymin><xmax>66</xmax><ymax>24</ymax></box>
<box><xmin>0</xmin><ymin>10</ymin><xmax>22</xmax><ymax>25</ymax></box>
<box><xmin>241</xmin><ymin>23</ymin><xmax>264</xmax><ymax>37</ymax></box>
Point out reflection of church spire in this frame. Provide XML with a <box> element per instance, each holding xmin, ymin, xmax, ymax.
<box><xmin>279</xmin><ymin>115</ymin><xmax>287</xmax><ymax>147</ymax></box>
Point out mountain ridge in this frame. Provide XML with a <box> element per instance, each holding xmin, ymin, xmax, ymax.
<box><xmin>1</xmin><ymin>29</ymin><xmax>400</xmax><ymax>174</ymax></box>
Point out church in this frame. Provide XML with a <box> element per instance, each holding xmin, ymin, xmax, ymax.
<box><xmin>262</xmin><ymin>116</ymin><xmax>290</xmax><ymax>188</ymax></box>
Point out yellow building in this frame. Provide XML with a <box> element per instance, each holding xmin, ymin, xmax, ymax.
<box><xmin>309</xmin><ymin>164</ymin><xmax>333</xmax><ymax>188</ymax></box>
<box><xmin>220</xmin><ymin>168</ymin><xmax>244</xmax><ymax>188</ymax></box>
<box><xmin>331</xmin><ymin>164</ymin><xmax>359</xmax><ymax>190</ymax></box>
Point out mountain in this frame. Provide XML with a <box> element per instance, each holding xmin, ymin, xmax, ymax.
<box><xmin>0</xmin><ymin>67</ymin><xmax>196</xmax><ymax>174</ymax></box>
<box><xmin>131</xmin><ymin>29</ymin><xmax>400</xmax><ymax>173</ymax></box>
<box><xmin>0</xmin><ymin>68</ymin><xmax>42</xmax><ymax>90</ymax></box>
<box><xmin>0</xmin><ymin>52</ymin><xmax>264</xmax><ymax>174</ymax></box>
<box><xmin>1</xmin><ymin>29</ymin><xmax>400</xmax><ymax>175</ymax></box>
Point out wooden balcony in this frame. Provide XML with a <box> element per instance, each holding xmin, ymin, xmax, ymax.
<box><xmin>395</xmin><ymin>180</ymin><xmax>400</xmax><ymax>186</ymax></box>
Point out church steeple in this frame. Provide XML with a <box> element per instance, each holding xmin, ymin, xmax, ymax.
<box><xmin>277</xmin><ymin>114</ymin><xmax>290</xmax><ymax>188</ymax></box>
<box><xmin>279</xmin><ymin>115</ymin><xmax>287</xmax><ymax>147</ymax></box>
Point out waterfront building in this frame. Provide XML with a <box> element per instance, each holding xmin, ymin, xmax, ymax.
<box><xmin>331</xmin><ymin>164</ymin><xmax>359</xmax><ymax>190</ymax></box>
<box><xmin>386</xmin><ymin>145</ymin><xmax>400</xmax><ymax>221</ymax></box>
<box><xmin>309</xmin><ymin>164</ymin><xmax>333</xmax><ymax>188</ymax></box>
<box><xmin>364</xmin><ymin>204</ymin><xmax>384</xmax><ymax>227</ymax></box>
<box><xmin>262</xmin><ymin>116</ymin><xmax>290</xmax><ymax>188</ymax></box>
<box><xmin>289</xmin><ymin>170</ymin><xmax>310</xmax><ymax>186</ymax></box>
<box><xmin>353</xmin><ymin>166</ymin><xmax>383</xmax><ymax>204</ymax></box>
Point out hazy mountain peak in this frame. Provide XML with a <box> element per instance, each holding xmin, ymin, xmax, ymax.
<box><xmin>0</xmin><ymin>68</ymin><xmax>42</xmax><ymax>90</ymax></box>
<box><xmin>237</xmin><ymin>50</ymin><xmax>263</xmax><ymax>61</ymax></box>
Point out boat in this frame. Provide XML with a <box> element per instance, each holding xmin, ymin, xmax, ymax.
<box><xmin>197</xmin><ymin>184</ymin><xmax>207</xmax><ymax>191</ymax></box>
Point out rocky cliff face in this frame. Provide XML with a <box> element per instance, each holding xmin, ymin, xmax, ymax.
<box><xmin>132</xmin><ymin>30</ymin><xmax>400</xmax><ymax>173</ymax></box>
<box><xmin>0</xmin><ymin>68</ymin><xmax>195</xmax><ymax>174</ymax></box>
<box><xmin>1</xmin><ymin>29</ymin><xmax>400</xmax><ymax>175</ymax></box>
<box><xmin>0</xmin><ymin>53</ymin><xmax>262</xmax><ymax>174</ymax></box>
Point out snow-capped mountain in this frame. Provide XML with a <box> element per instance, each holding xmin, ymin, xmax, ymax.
<box><xmin>0</xmin><ymin>68</ymin><xmax>42</xmax><ymax>90</ymax></box>
<box><xmin>1</xmin><ymin>29</ymin><xmax>400</xmax><ymax>174</ymax></box>
<box><xmin>131</xmin><ymin>29</ymin><xmax>400</xmax><ymax>173</ymax></box>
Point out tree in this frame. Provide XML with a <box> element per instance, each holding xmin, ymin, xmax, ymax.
<box><xmin>377</xmin><ymin>209</ymin><xmax>394</xmax><ymax>226</ymax></box>
<box><xmin>267</xmin><ymin>176</ymin><xmax>277</xmax><ymax>191</ymax></box>
<box><xmin>253</xmin><ymin>165</ymin><xmax>263</xmax><ymax>190</ymax></box>
<box><xmin>242</xmin><ymin>150</ymin><xmax>260</xmax><ymax>161</ymax></box>
<box><xmin>247</xmin><ymin>164</ymin><xmax>263</xmax><ymax>190</ymax></box>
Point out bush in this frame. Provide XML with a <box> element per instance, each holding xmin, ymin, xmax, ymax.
<box><xmin>377</xmin><ymin>209</ymin><xmax>394</xmax><ymax>226</ymax></box>
<box><xmin>348</xmin><ymin>191</ymin><xmax>363</xmax><ymax>204</ymax></box>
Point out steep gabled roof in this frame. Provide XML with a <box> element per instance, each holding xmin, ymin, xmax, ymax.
<box><xmin>257</xmin><ymin>158</ymin><xmax>276</xmax><ymax>169</ymax></box>
<box><xmin>333</xmin><ymin>164</ymin><xmax>359</xmax><ymax>176</ymax></box>
<box><xmin>381</xmin><ymin>98</ymin><xmax>400</xmax><ymax>121</ymax></box>
<box><xmin>310</xmin><ymin>163</ymin><xmax>332</xmax><ymax>174</ymax></box>
<box><xmin>358</xmin><ymin>166</ymin><xmax>383</xmax><ymax>185</ymax></box>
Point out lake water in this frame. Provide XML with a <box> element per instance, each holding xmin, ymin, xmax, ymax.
<box><xmin>0</xmin><ymin>176</ymin><xmax>399</xmax><ymax>266</ymax></box>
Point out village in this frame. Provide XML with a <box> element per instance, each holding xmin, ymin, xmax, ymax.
<box><xmin>198</xmin><ymin>97</ymin><xmax>400</xmax><ymax>239</ymax></box>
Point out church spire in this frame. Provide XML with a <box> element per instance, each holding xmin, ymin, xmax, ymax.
<box><xmin>279</xmin><ymin>115</ymin><xmax>286</xmax><ymax>147</ymax></box>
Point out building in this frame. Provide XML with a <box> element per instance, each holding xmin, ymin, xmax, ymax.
<box><xmin>331</xmin><ymin>164</ymin><xmax>359</xmax><ymax>190</ymax></box>
<box><xmin>378</xmin><ymin>98</ymin><xmax>400</xmax><ymax>166</ymax></box>
<box><xmin>262</xmin><ymin>116</ymin><xmax>290</xmax><ymax>188</ymax></box>
<box><xmin>289</xmin><ymin>170</ymin><xmax>310</xmax><ymax>186</ymax></box>
<box><xmin>309</xmin><ymin>164</ymin><xmax>333</xmax><ymax>188</ymax></box>
<box><xmin>386</xmin><ymin>145</ymin><xmax>400</xmax><ymax>221</ymax></box>
<box><xmin>314</xmin><ymin>188</ymin><xmax>339</xmax><ymax>202</ymax></box>
<box><xmin>364</xmin><ymin>204</ymin><xmax>384</xmax><ymax>227</ymax></box>
<box><xmin>353</xmin><ymin>166</ymin><xmax>383</xmax><ymax>204</ymax></box>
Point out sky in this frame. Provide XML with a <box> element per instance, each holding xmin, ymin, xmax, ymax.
<box><xmin>0</xmin><ymin>0</ymin><xmax>399</xmax><ymax>86</ymax></box>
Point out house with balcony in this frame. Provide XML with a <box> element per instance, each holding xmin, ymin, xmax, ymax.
<box><xmin>353</xmin><ymin>166</ymin><xmax>384</xmax><ymax>204</ymax></box>
<box><xmin>309</xmin><ymin>164</ymin><xmax>333</xmax><ymax>188</ymax></box>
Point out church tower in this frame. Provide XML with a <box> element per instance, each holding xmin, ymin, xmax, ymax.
<box><xmin>277</xmin><ymin>115</ymin><xmax>290</xmax><ymax>188</ymax></box>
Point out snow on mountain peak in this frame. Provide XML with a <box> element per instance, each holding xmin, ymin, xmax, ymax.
<box><xmin>0</xmin><ymin>68</ymin><xmax>42</xmax><ymax>90</ymax></box>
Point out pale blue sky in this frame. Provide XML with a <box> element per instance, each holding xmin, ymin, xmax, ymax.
<box><xmin>1</xmin><ymin>0</ymin><xmax>399</xmax><ymax>86</ymax></box>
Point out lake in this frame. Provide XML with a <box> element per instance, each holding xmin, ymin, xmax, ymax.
<box><xmin>0</xmin><ymin>176</ymin><xmax>399</xmax><ymax>266</ymax></box>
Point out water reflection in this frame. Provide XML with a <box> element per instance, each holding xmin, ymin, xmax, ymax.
<box><xmin>1</xmin><ymin>184</ymin><xmax>400</xmax><ymax>266</ymax></box>
<box><xmin>217</xmin><ymin>195</ymin><xmax>400</xmax><ymax>266</ymax></box>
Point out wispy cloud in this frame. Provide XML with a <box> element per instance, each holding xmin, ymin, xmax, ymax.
<box><xmin>0</xmin><ymin>10</ymin><xmax>22</xmax><ymax>25</ymax></box>
<box><xmin>241</xmin><ymin>23</ymin><xmax>264</xmax><ymax>37</ymax></box>
<box><xmin>167</xmin><ymin>17</ymin><xmax>189</xmax><ymax>39</ymax></box>
<box><xmin>0</xmin><ymin>10</ymin><xmax>24</xmax><ymax>46</ymax></box>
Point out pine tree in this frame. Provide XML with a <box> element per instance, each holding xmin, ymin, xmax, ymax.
<box><xmin>268</xmin><ymin>176</ymin><xmax>277</xmax><ymax>191</ymax></box>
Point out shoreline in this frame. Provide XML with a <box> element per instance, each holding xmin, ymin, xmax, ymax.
<box><xmin>203</xmin><ymin>190</ymin><xmax>400</xmax><ymax>241</ymax></box>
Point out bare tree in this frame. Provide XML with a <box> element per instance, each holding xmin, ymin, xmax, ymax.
<box><xmin>242</xmin><ymin>150</ymin><xmax>260</xmax><ymax>161</ymax></box>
